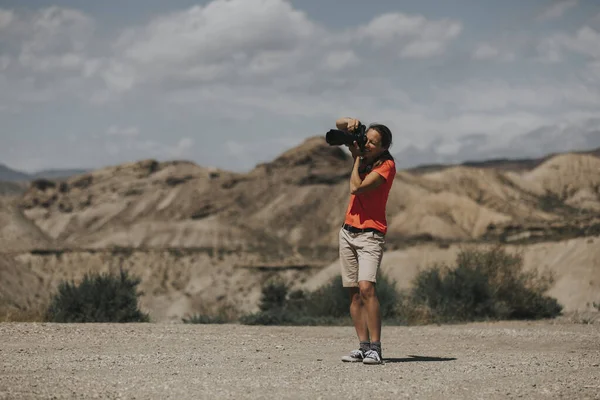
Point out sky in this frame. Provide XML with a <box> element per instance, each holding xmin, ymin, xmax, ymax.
<box><xmin>1</xmin><ymin>0</ymin><xmax>599</xmax><ymax>172</ymax></box>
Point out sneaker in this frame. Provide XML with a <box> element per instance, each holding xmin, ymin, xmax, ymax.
<box><xmin>363</xmin><ymin>349</ymin><xmax>383</xmax><ymax>365</ymax></box>
<box><xmin>341</xmin><ymin>349</ymin><xmax>365</xmax><ymax>362</ymax></box>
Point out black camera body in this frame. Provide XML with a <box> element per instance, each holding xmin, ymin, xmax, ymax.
<box><xmin>325</xmin><ymin>123</ymin><xmax>367</xmax><ymax>151</ymax></box>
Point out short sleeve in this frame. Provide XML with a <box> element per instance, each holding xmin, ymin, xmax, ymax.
<box><xmin>372</xmin><ymin>160</ymin><xmax>395</xmax><ymax>181</ymax></box>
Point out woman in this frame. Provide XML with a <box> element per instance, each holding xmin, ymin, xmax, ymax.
<box><xmin>336</xmin><ymin>117</ymin><xmax>396</xmax><ymax>365</ymax></box>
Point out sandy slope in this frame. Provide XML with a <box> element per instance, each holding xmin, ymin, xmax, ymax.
<box><xmin>10</xmin><ymin>139</ymin><xmax>600</xmax><ymax>254</ymax></box>
<box><xmin>0</xmin><ymin>250</ymin><xmax>318</xmax><ymax>322</ymax></box>
<box><xmin>1</xmin><ymin>141</ymin><xmax>599</xmax><ymax>322</ymax></box>
<box><xmin>2</xmin><ymin>235</ymin><xmax>598</xmax><ymax>323</ymax></box>
<box><xmin>305</xmin><ymin>236</ymin><xmax>600</xmax><ymax>313</ymax></box>
<box><xmin>0</xmin><ymin>197</ymin><xmax>53</xmax><ymax>252</ymax></box>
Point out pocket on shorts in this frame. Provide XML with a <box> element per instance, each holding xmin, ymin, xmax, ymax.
<box><xmin>370</xmin><ymin>231</ymin><xmax>385</xmax><ymax>242</ymax></box>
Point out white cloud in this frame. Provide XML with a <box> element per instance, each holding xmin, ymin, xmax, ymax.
<box><xmin>322</xmin><ymin>50</ymin><xmax>360</xmax><ymax>71</ymax></box>
<box><xmin>103</xmin><ymin>125</ymin><xmax>194</xmax><ymax>159</ymax></box>
<box><xmin>434</xmin><ymin>79</ymin><xmax>600</xmax><ymax>112</ymax></box>
<box><xmin>537</xmin><ymin>0</ymin><xmax>578</xmax><ymax>21</ymax></box>
<box><xmin>472</xmin><ymin>43</ymin><xmax>515</xmax><ymax>62</ymax></box>
<box><xmin>584</xmin><ymin>61</ymin><xmax>600</xmax><ymax>83</ymax></box>
<box><xmin>357</xmin><ymin>13</ymin><xmax>462</xmax><ymax>58</ymax></box>
<box><xmin>561</xmin><ymin>26</ymin><xmax>600</xmax><ymax>59</ymax></box>
<box><xmin>15</xmin><ymin>7</ymin><xmax>95</xmax><ymax>71</ymax></box>
<box><xmin>0</xmin><ymin>55</ymin><xmax>10</xmax><ymax>70</ymax></box>
<box><xmin>539</xmin><ymin>26</ymin><xmax>600</xmax><ymax>62</ymax></box>
<box><xmin>167</xmin><ymin>137</ymin><xmax>195</xmax><ymax>158</ymax></box>
<box><xmin>105</xmin><ymin>5</ymin><xmax>463</xmax><ymax>98</ymax></box>
<box><xmin>536</xmin><ymin>37</ymin><xmax>563</xmax><ymax>63</ymax></box>
<box><xmin>105</xmin><ymin>135</ymin><xmax>194</xmax><ymax>159</ymax></box>
<box><xmin>0</xmin><ymin>7</ymin><xmax>101</xmax><ymax>110</ymax></box>
<box><xmin>106</xmin><ymin>0</ymin><xmax>322</xmax><ymax>91</ymax></box>
<box><xmin>2</xmin><ymin>2</ymin><xmax>598</xmax><ymax>173</ymax></box>
<box><xmin>224</xmin><ymin>135</ymin><xmax>302</xmax><ymax>166</ymax></box>
<box><xmin>0</xmin><ymin>9</ymin><xmax>14</xmax><ymax>29</ymax></box>
<box><xmin>106</xmin><ymin>125</ymin><xmax>140</xmax><ymax>137</ymax></box>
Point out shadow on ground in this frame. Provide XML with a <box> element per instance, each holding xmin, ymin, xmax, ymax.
<box><xmin>384</xmin><ymin>355</ymin><xmax>457</xmax><ymax>363</ymax></box>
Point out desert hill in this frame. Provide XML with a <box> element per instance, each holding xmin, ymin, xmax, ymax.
<box><xmin>1</xmin><ymin>138</ymin><xmax>600</xmax><ymax>321</ymax></box>
<box><xmin>0</xmin><ymin>163</ymin><xmax>88</xmax><ymax>182</ymax></box>
<box><xmin>0</xmin><ymin>197</ymin><xmax>54</xmax><ymax>253</ymax></box>
<box><xmin>0</xmin><ymin>164</ymin><xmax>29</xmax><ymax>181</ymax></box>
<box><xmin>0</xmin><ymin>181</ymin><xmax>27</xmax><ymax>196</ymax></box>
<box><xmin>407</xmin><ymin>146</ymin><xmax>600</xmax><ymax>174</ymax></box>
<box><xmin>303</xmin><ymin>236</ymin><xmax>600</xmax><ymax>313</ymax></box>
<box><xmin>11</xmin><ymin>137</ymin><xmax>600</xmax><ymax>252</ymax></box>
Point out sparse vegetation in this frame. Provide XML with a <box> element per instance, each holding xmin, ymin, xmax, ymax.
<box><xmin>166</xmin><ymin>175</ymin><xmax>193</xmax><ymax>186</ymax></box>
<box><xmin>30</xmin><ymin>179</ymin><xmax>56</xmax><ymax>191</ymax></box>
<box><xmin>0</xmin><ymin>305</ymin><xmax>47</xmax><ymax>323</ymax></box>
<box><xmin>538</xmin><ymin>192</ymin><xmax>565</xmax><ymax>212</ymax></box>
<box><xmin>241</xmin><ymin>247</ymin><xmax>562</xmax><ymax>326</ymax></box>
<box><xmin>110</xmin><ymin>246</ymin><xmax>134</xmax><ymax>257</ymax></box>
<box><xmin>45</xmin><ymin>268</ymin><xmax>149</xmax><ymax>323</ymax></box>
<box><xmin>240</xmin><ymin>274</ymin><xmax>401</xmax><ymax>326</ymax></box>
<box><xmin>537</xmin><ymin>191</ymin><xmax>582</xmax><ymax>215</ymax></box>
<box><xmin>402</xmin><ymin>246</ymin><xmax>562</xmax><ymax>323</ymax></box>
<box><xmin>182</xmin><ymin>314</ymin><xmax>227</xmax><ymax>324</ymax></box>
<box><xmin>182</xmin><ymin>303</ymin><xmax>239</xmax><ymax>324</ymax></box>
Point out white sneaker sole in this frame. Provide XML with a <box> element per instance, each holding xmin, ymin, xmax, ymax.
<box><xmin>341</xmin><ymin>356</ymin><xmax>363</xmax><ymax>362</ymax></box>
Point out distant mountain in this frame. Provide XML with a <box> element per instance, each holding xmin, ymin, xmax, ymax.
<box><xmin>0</xmin><ymin>164</ymin><xmax>30</xmax><ymax>181</ymax></box>
<box><xmin>0</xmin><ymin>163</ymin><xmax>88</xmax><ymax>182</ymax></box>
<box><xmin>394</xmin><ymin>118</ymin><xmax>600</xmax><ymax>171</ymax></box>
<box><xmin>407</xmin><ymin>146</ymin><xmax>600</xmax><ymax>174</ymax></box>
<box><xmin>29</xmin><ymin>169</ymin><xmax>90</xmax><ymax>180</ymax></box>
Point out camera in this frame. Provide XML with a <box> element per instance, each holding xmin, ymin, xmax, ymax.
<box><xmin>325</xmin><ymin>123</ymin><xmax>367</xmax><ymax>152</ymax></box>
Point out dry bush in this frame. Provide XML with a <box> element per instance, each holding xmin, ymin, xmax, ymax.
<box><xmin>402</xmin><ymin>246</ymin><xmax>562</xmax><ymax>323</ymax></box>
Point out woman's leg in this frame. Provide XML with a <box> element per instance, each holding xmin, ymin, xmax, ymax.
<box><xmin>358</xmin><ymin>281</ymin><xmax>381</xmax><ymax>342</ymax></box>
<box><xmin>349</xmin><ymin>287</ymin><xmax>369</xmax><ymax>342</ymax></box>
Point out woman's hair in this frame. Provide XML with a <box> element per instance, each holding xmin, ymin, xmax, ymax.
<box><xmin>366</xmin><ymin>123</ymin><xmax>394</xmax><ymax>168</ymax></box>
<box><xmin>368</xmin><ymin>123</ymin><xmax>393</xmax><ymax>150</ymax></box>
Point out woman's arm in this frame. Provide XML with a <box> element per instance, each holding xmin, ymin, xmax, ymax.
<box><xmin>350</xmin><ymin>162</ymin><xmax>385</xmax><ymax>195</ymax></box>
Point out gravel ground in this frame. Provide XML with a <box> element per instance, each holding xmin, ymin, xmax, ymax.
<box><xmin>1</xmin><ymin>321</ymin><xmax>599</xmax><ymax>399</ymax></box>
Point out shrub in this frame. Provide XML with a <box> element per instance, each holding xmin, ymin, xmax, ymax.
<box><xmin>239</xmin><ymin>308</ymin><xmax>297</xmax><ymax>325</ymax></box>
<box><xmin>240</xmin><ymin>247</ymin><xmax>562</xmax><ymax>326</ymax></box>
<box><xmin>240</xmin><ymin>273</ymin><xmax>402</xmax><ymax>325</ymax></box>
<box><xmin>182</xmin><ymin>314</ymin><xmax>228</xmax><ymax>324</ymax></box>
<box><xmin>258</xmin><ymin>279</ymin><xmax>289</xmax><ymax>312</ymax></box>
<box><xmin>239</xmin><ymin>278</ymin><xmax>294</xmax><ymax>325</ymax></box>
<box><xmin>404</xmin><ymin>246</ymin><xmax>562</xmax><ymax>323</ymax></box>
<box><xmin>302</xmin><ymin>274</ymin><xmax>400</xmax><ymax>319</ymax></box>
<box><xmin>46</xmin><ymin>268</ymin><xmax>150</xmax><ymax>323</ymax></box>
<box><xmin>182</xmin><ymin>303</ymin><xmax>239</xmax><ymax>324</ymax></box>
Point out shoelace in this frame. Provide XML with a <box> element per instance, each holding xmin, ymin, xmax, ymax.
<box><xmin>350</xmin><ymin>350</ymin><xmax>364</xmax><ymax>358</ymax></box>
<box><xmin>364</xmin><ymin>349</ymin><xmax>381</xmax><ymax>361</ymax></box>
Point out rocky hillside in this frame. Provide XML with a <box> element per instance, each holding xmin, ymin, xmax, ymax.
<box><xmin>0</xmin><ymin>181</ymin><xmax>27</xmax><ymax>196</ymax></box>
<box><xmin>1</xmin><ymin>138</ymin><xmax>599</xmax><ymax>321</ymax></box>
<box><xmin>10</xmin><ymin>137</ymin><xmax>600</xmax><ymax>253</ymax></box>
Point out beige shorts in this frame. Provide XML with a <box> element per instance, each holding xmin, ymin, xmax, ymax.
<box><xmin>339</xmin><ymin>227</ymin><xmax>385</xmax><ymax>287</ymax></box>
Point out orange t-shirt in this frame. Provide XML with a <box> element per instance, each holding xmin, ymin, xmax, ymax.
<box><xmin>344</xmin><ymin>158</ymin><xmax>396</xmax><ymax>234</ymax></box>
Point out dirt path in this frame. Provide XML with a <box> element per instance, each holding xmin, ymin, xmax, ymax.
<box><xmin>1</xmin><ymin>321</ymin><xmax>599</xmax><ymax>399</ymax></box>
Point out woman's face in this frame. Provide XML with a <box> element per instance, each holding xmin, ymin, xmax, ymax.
<box><xmin>364</xmin><ymin>129</ymin><xmax>386</xmax><ymax>159</ymax></box>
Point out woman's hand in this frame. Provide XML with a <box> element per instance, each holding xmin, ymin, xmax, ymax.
<box><xmin>336</xmin><ymin>117</ymin><xmax>361</xmax><ymax>132</ymax></box>
<box><xmin>347</xmin><ymin>141</ymin><xmax>362</xmax><ymax>159</ymax></box>
<box><xmin>346</xmin><ymin>118</ymin><xmax>360</xmax><ymax>132</ymax></box>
